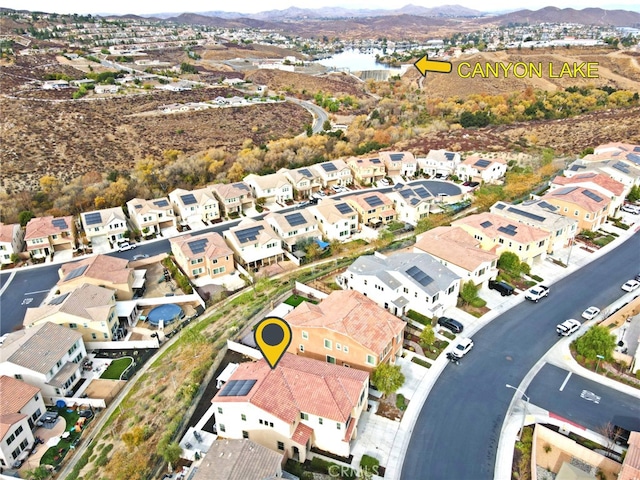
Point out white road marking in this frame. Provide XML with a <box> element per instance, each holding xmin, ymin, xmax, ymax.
<box><xmin>24</xmin><ymin>289</ymin><xmax>50</xmax><ymax>295</ymax></box>
<box><xmin>580</xmin><ymin>390</ymin><xmax>601</xmax><ymax>404</ymax></box>
<box><xmin>0</xmin><ymin>271</ymin><xmax>16</xmax><ymax>296</ymax></box>
<box><xmin>559</xmin><ymin>371</ymin><xmax>572</xmax><ymax>391</ymax></box>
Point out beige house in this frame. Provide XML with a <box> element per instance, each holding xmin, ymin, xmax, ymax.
<box><xmin>126</xmin><ymin>197</ymin><xmax>176</xmax><ymax>237</ymax></box>
<box><xmin>170</xmin><ymin>232</ymin><xmax>235</xmax><ymax>280</ymax></box>
<box><xmin>386</xmin><ymin>184</ymin><xmax>434</xmax><ymax>226</ymax></box>
<box><xmin>192</xmin><ymin>439</ymin><xmax>284</xmax><ymax>480</ymax></box>
<box><xmin>210</xmin><ymin>182</ymin><xmax>254</xmax><ymax>217</ymax></box>
<box><xmin>456</xmin><ymin>155</ymin><xmax>507</xmax><ymax>184</ymax></box>
<box><xmin>244</xmin><ymin>173</ymin><xmax>293</xmax><ymax>204</ymax></box>
<box><xmin>169</xmin><ymin>187</ymin><xmax>221</xmax><ymax>226</ymax></box>
<box><xmin>345</xmin><ymin>192</ymin><xmax>397</xmax><ymax>227</ymax></box>
<box><xmin>280</xmin><ymin>167</ymin><xmax>322</xmax><ymax>199</ymax></box>
<box><xmin>24</xmin><ymin>216</ymin><xmax>74</xmax><ymax>259</ymax></box>
<box><xmin>347</xmin><ymin>156</ymin><xmax>387</xmax><ymax>185</ymax></box>
<box><xmin>223</xmin><ymin>219</ymin><xmax>284</xmax><ymax>269</ymax></box>
<box><xmin>540</xmin><ymin>186</ymin><xmax>610</xmax><ymax>232</ymax></box>
<box><xmin>265</xmin><ymin>210</ymin><xmax>319</xmax><ymax>252</ymax></box>
<box><xmin>211</xmin><ymin>354</ymin><xmax>369</xmax><ymax>462</ymax></box>
<box><xmin>0</xmin><ymin>223</ymin><xmax>24</xmax><ymax>265</ymax></box>
<box><xmin>550</xmin><ymin>172</ymin><xmax>627</xmax><ymax>216</ymax></box>
<box><xmin>309</xmin><ymin>200</ymin><xmax>359</xmax><ymax>241</ymax></box>
<box><xmin>311</xmin><ymin>160</ymin><xmax>353</xmax><ymax>188</ymax></box>
<box><xmin>81</xmin><ymin>207</ymin><xmax>128</xmax><ymax>244</ymax></box>
<box><xmin>418</xmin><ymin>150</ymin><xmax>461</xmax><ymax>178</ymax></box>
<box><xmin>379</xmin><ymin>151</ymin><xmax>417</xmax><ymax>178</ymax></box>
<box><xmin>620</xmin><ymin>431</ymin><xmax>640</xmax><ymax>480</ymax></box>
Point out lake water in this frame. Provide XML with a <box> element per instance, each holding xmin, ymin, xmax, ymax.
<box><xmin>316</xmin><ymin>48</ymin><xmax>404</xmax><ymax>72</ymax></box>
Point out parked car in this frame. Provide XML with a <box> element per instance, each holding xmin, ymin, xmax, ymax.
<box><xmin>621</xmin><ymin>279</ymin><xmax>640</xmax><ymax>292</ymax></box>
<box><xmin>437</xmin><ymin>317</ymin><xmax>464</xmax><ymax>334</ymax></box>
<box><xmin>378</xmin><ymin>179</ymin><xmax>389</xmax><ymax>186</ymax></box>
<box><xmin>132</xmin><ymin>254</ymin><xmax>149</xmax><ymax>260</ymax></box>
<box><xmin>556</xmin><ymin>319</ymin><xmax>581</xmax><ymax>336</ymax></box>
<box><xmin>635</xmin><ymin>273</ymin><xmax>640</xmax><ymax>282</ymax></box>
<box><xmin>297</xmin><ymin>201</ymin><xmax>310</xmax><ymax>208</ymax></box>
<box><xmin>621</xmin><ymin>204</ymin><xmax>640</xmax><ymax>214</ymax></box>
<box><xmin>581</xmin><ymin>306</ymin><xmax>600</xmax><ymax>321</ymax></box>
<box><xmin>524</xmin><ymin>285</ymin><xmax>549</xmax><ymax>302</ymax></box>
<box><xmin>451</xmin><ymin>337</ymin><xmax>474</xmax><ymax>359</ymax></box>
<box><xmin>488</xmin><ymin>280</ymin><xmax>514</xmax><ymax>296</ymax></box>
<box><xmin>117</xmin><ymin>242</ymin><xmax>136</xmax><ymax>252</ymax></box>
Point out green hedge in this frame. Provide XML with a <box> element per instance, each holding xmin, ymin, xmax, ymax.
<box><xmin>411</xmin><ymin>357</ymin><xmax>431</xmax><ymax>368</ymax></box>
<box><xmin>406</xmin><ymin>309</ymin><xmax>432</xmax><ymax>326</ymax></box>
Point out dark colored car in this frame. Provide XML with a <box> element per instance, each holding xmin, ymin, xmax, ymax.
<box><xmin>437</xmin><ymin>316</ymin><xmax>464</xmax><ymax>334</ymax></box>
<box><xmin>489</xmin><ymin>280</ymin><xmax>515</xmax><ymax>296</ymax></box>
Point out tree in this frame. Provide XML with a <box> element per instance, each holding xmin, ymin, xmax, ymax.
<box><xmin>419</xmin><ymin>325</ymin><xmax>435</xmax><ymax>349</ymax></box>
<box><xmin>158</xmin><ymin>441</ymin><xmax>183</xmax><ymax>466</ymax></box>
<box><xmin>22</xmin><ymin>466</ymin><xmax>51</xmax><ymax>480</ymax></box>
<box><xmin>305</xmin><ymin>124</ymin><xmax>313</xmax><ymax>137</ymax></box>
<box><xmin>18</xmin><ymin>210</ymin><xmax>35</xmax><ymax>226</ymax></box>
<box><xmin>322</xmin><ymin>119</ymin><xmax>331</xmax><ymax>131</ymax></box>
<box><xmin>227</xmin><ymin>162</ymin><xmax>245</xmax><ymax>182</ymax></box>
<box><xmin>498</xmin><ymin>251</ymin><xmax>521</xmax><ymax>275</ymax></box>
<box><xmin>627</xmin><ymin>185</ymin><xmax>640</xmax><ymax>203</ymax></box>
<box><xmin>574</xmin><ymin>325</ymin><xmax>616</xmax><ymax>361</ymax></box>
<box><xmin>460</xmin><ymin>281</ymin><xmax>480</xmax><ymax>306</ymax></box>
<box><xmin>371</xmin><ymin>362</ymin><xmax>405</xmax><ymax>397</ymax></box>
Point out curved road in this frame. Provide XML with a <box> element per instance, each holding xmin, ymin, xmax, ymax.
<box><xmin>286</xmin><ymin>97</ymin><xmax>329</xmax><ymax>133</ymax></box>
<box><xmin>401</xmin><ymin>232</ymin><xmax>640</xmax><ymax>479</ymax></box>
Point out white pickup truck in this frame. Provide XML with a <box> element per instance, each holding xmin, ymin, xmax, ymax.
<box><xmin>525</xmin><ymin>285</ymin><xmax>549</xmax><ymax>302</ymax></box>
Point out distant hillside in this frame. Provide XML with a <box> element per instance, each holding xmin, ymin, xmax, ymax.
<box><xmin>162</xmin><ymin>13</ymin><xmax>281</xmax><ymax>29</ymax></box>
<box><xmin>487</xmin><ymin>7</ymin><xmax>640</xmax><ymax>27</ymax></box>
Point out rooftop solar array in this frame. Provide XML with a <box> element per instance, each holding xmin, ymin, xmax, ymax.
<box><xmin>364</xmin><ymin>195</ymin><xmax>384</xmax><ymax>207</ymax></box>
<box><xmin>153</xmin><ymin>199</ymin><xmax>170</xmax><ymax>208</ymax></box>
<box><xmin>557</xmin><ymin>186</ymin><xmax>578</xmax><ymax>195</ymax></box>
<box><xmin>507</xmin><ymin>207</ymin><xmax>545</xmax><ymax>223</ymax></box>
<box><xmin>569</xmin><ymin>165</ymin><xmax>586</xmax><ymax>171</ymax></box>
<box><xmin>233</xmin><ymin>182</ymin><xmax>249</xmax><ymax>191</ymax></box>
<box><xmin>582</xmin><ymin>190</ymin><xmax>603</xmax><ymax>202</ymax></box>
<box><xmin>84</xmin><ymin>212</ymin><xmax>102</xmax><ymax>226</ymax></box>
<box><xmin>65</xmin><ymin>264</ymin><xmax>88</xmax><ymax>281</ymax></box>
<box><xmin>474</xmin><ymin>159</ymin><xmax>491</xmax><ymax>168</ymax></box>
<box><xmin>498</xmin><ymin>225</ymin><xmax>517</xmax><ymax>236</ymax></box>
<box><xmin>218</xmin><ymin>379</ymin><xmax>257</xmax><ymax>397</ymax></box>
<box><xmin>235</xmin><ymin>225</ymin><xmax>264</xmax><ymax>244</ymax></box>
<box><xmin>284</xmin><ymin>213</ymin><xmax>306</xmax><ymax>227</ymax></box>
<box><xmin>181</xmin><ymin>194</ymin><xmax>197</xmax><ymax>205</ymax></box>
<box><xmin>414</xmin><ymin>187</ymin><xmax>431</xmax><ymax>199</ymax></box>
<box><xmin>494</xmin><ymin>203</ymin><xmax>506</xmax><ymax>210</ymax></box>
<box><xmin>410</xmin><ymin>198</ymin><xmax>420</xmax><ymax>206</ymax></box>
<box><xmin>298</xmin><ymin>168</ymin><xmax>313</xmax><ymax>178</ymax></box>
<box><xmin>335</xmin><ymin>203</ymin><xmax>354</xmax><ymax>214</ymax></box>
<box><xmin>612</xmin><ymin>162</ymin><xmax>630</xmax><ymax>173</ymax></box>
<box><xmin>399</xmin><ymin>189</ymin><xmax>414</xmax><ymax>199</ymax></box>
<box><xmin>480</xmin><ymin>220</ymin><xmax>493</xmax><ymax>228</ymax></box>
<box><xmin>627</xmin><ymin>154</ymin><xmax>640</xmax><ymax>165</ymax></box>
<box><xmin>444</xmin><ymin>152</ymin><xmax>455</xmax><ymax>161</ymax></box>
<box><xmin>51</xmin><ymin>218</ymin><xmax>68</xmax><ymax>229</ymax></box>
<box><xmin>371</xmin><ymin>158</ymin><xmax>381</xmax><ymax>164</ymax></box>
<box><xmin>321</xmin><ymin>163</ymin><xmax>337</xmax><ymax>172</ymax></box>
<box><xmin>634</xmin><ymin>146</ymin><xmax>640</xmax><ymax>153</ymax></box>
<box><xmin>537</xmin><ymin>201</ymin><xmax>556</xmax><ymax>211</ymax></box>
<box><xmin>389</xmin><ymin>153</ymin><xmax>404</xmax><ymax>161</ymax></box>
<box><xmin>406</xmin><ymin>265</ymin><xmax>434</xmax><ymax>287</ymax></box>
<box><xmin>134</xmin><ymin>204</ymin><xmax>143</xmax><ymax>209</ymax></box>
<box><xmin>48</xmin><ymin>292</ymin><xmax>70</xmax><ymax>306</ymax></box>
<box><xmin>188</xmin><ymin>239</ymin><xmax>208</xmax><ymax>254</ymax></box>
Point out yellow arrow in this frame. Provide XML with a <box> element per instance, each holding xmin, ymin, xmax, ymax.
<box><xmin>414</xmin><ymin>54</ymin><xmax>453</xmax><ymax>77</ymax></box>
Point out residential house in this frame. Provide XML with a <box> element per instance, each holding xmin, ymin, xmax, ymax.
<box><xmin>170</xmin><ymin>232</ymin><xmax>235</xmax><ymax>280</ymax></box>
<box><xmin>168</xmin><ymin>187</ymin><xmax>220</xmax><ymax>226</ymax></box>
<box><xmin>379</xmin><ymin>151</ymin><xmax>417</xmax><ymax>178</ymax></box>
<box><xmin>210</xmin><ymin>182</ymin><xmax>254</xmax><ymax>217</ymax></box>
<box><xmin>594</xmin><ymin>142</ymin><xmax>640</xmax><ymax>158</ymax></box>
<box><xmin>550</xmin><ymin>172</ymin><xmax>627</xmax><ymax>216</ymax></box>
<box><xmin>310</xmin><ymin>160</ymin><xmax>352</xmax><ymax>188</ymax></box>
<box><xmin>285</xmin><ymin>289</ymin><xmax>405</xmax><ymax>370</ymax></box>
<box><xmin>0</xmin><ymin>223</ymin><xmax>24</xmax><ymax>265</ymax></box>
<box><xmin>223</xmin><ymin>220</ymin><xmax>284</xmax><ymax>269</ymax></box>
<box><xmin>414</xmin><ymin>227</ymin><xmax>498</xmax><ymax>287</ymax></box>
<box><xmin>126</xmin><ymin>197</ymin><xmax>176</xmax><ymax>237</ymax></box>
<box><xmin>452</xmin><ymin>212</ymin><xmax>551</xmax><ymax>265</ymax></box>
<box><xmin>280</xmin><ymin>167</ymin><xmax>321</xmax><ymax>199</ymax></box>
<box><xmin>456</xmin><ymin>155</ymin><xmax>507</xmax><ymax>183</ymax></box>
<box><xmin>24</xmin><ymin>284</ymin><xmax>119</xmax><ymax>342</ymax></box>
<box><xmin>309</xmin><ymin>200</ymin><xmax>358</xmax><ymax>241</ymax></box>
<box><xmin>0</xmin><ymin>376</ymin><xmax>45</xmax><ymax>469</ymax></box>
<box><xmin>211</xmin><ymin>354</ymin><xmax>369</xmax><ymax>462</ymax></box>
<box><xmin>80</xmin><ymin>207</ymin><xmax>128</xmax><ymax>245</ymax></box>
<box><xmin>192</xmin><ymin>439</ymin><xmax>284</xmax><ymax>480</ymax></box>
<box><xmin>24</xmin><ymin>216</ymin><xmax>74</xmax><ymax>260</ymax></box>
<box><xmin>344</xmin><ymin>192</ymin><xmax>397</xmax><ymax>227</ymax></box>
<box><xmin>564</xmin><ymin>158</ymin><xmax>640</xmax><ymax>188</ymax></box>
<box><xmin>418</xmin><ymin>150</ymin><xmax>461</xmax><ymax>178</ymax></box>
<box><xmin>244</xmin><ymin>173</ymin><xmax>293</xmax><ymax>204</ymax></box>
<box><xmin>0</xmin><ymin>322</ymin><xmax>86</xmax><ymax>401</ymax></box>
<box><xmin>57</xmin><ymin>254</ymin><xmax>143</xmax><ymax>300</ymax></box>
<box><xmin>619</xmin><ymin>431</ymin><xmax>640</xmax><ymax>480</ymax></box>
<box><xmin>337</xmin><ymin>252</ymin><xmax>460</xmax><ymax>318</ymax></box>
<box><xmin>94</xmin><ymin>84</ymin><xmax>119</xmax><ymax>94</ymax></box>
<box><xmin>540</xmin><ymin>186</ymin><xmax>610</xmax><ymax>232</ymax></box>
<box><xmin>265</xmin><ymin>210</ymin><xmax>319</xmax><ymax>252</ymax></box>
<box><xmin>386</xmin><ymin>184</ymin><xmax>434</xmax><ymax>226</ymax></box>
<box><xmin>346</xmin><ymin>156</ymin><xmax>386</xmax><ymax>186</ymax></box>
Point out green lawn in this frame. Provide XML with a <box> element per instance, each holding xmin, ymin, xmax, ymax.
<box><xmin>100</xmin><ymin>357</ymin><xmax>133</xmax><ymax>380</ymax></box>
<box><xmin>284</xmin><ymin>294</ymin><xmax>318</xmax><ymax>307</ymax></box>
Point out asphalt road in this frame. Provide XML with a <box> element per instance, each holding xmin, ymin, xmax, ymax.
<box><xmin>401</xmin><ymin>232</ymin><xmax>640</xmax><ymax>480</ymax></box>
<box><xmin>286</xmin><ymin>97</ymin><xmax>329</xmax><ymax>133</ymax></box>
<box><xmin>526</xmin><ymin>363</ymin><xmax>640</xmax><ymax>434</ymax></box>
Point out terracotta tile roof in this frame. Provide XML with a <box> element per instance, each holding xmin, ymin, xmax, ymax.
<box><xmin>343</xmin><ymin>416</ymin><xmax>357</xmax><ymax>442</ymax></box>
<box><xmin>619</xmin><ymin>431</ymin><xmax>640</xmax><ymax>480</ymax></box>
<box><xmin>192</xmin><ymin>439</ymin><xmax>283</xmax><ymax>480</ymax></box>
<box><xmin>0</xmin><ymin>376</ymin><xmax>39</xmax><ymax>416</ymax></box>
<box><xmin>0</xmin><ymin>413</ymin><xmax>27</xmax><ymax>439</ymax></box>
<box><xmin>171</xmin><ymin>231</ymin><xmax>233</xmax><ymax>260</ymax></box>
<box><xmin>213</xmin><ymin>354</ymin><xmax>368</xmax><ymax>423</ymax></box>
<box><xmin>453</xmin><ymin>212</ymin><xmax>550</xmax><ymax>244</ymax></box>
<box><xmin>542</xmin><ymin>186</ymin><xmax>608</xmax><ymax>213</ymax></box>
<box><xmin>25</xmin><ymin>216</ymin><xmax>73</xmax><ymax>241</ymax></box>
<box><xmin>415</xmin><ymin>226</ymin><xmax>498</xmax><ymax>271</ymax></box>
<box><xmin>285</xmin><ymin>290</ymin><xmax>405</xmax><ymax>354</ymax></box>
<box><xmin>292</xmin><ymin>422</ymin><xmax>314</xmax><ymax>445</ymax></box>
<box><xmin>58</xmin><ymin>254</ymin><xmax>130</xmax><ymax>286</ymax></box>
<box><xmin>0</xmin><ymin>223</ymin><xmax>19</xmax><ymax>244</ymax></box>
<box><xmin>551</xmin><ymin>173</ymin><xmax>625</xmax><ymax>196</ymax></box>
<box><xmin>312</xmin><ymin>159</ymin><xmax>349</xmax><ymax>178</ymax></box>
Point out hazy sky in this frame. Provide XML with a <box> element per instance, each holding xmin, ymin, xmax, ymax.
<box><xmin>3</xmin><ymin>0</ymin><xmax>639</xmax><ymax>15</ymax></box>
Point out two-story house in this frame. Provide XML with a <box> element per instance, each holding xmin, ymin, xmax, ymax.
<box><xmin>285</xmin><ymin>289</ymin><xmax>405</xmax><ymax>370</ymax></box>
<box><xmin>244</xmin><ymin>173</ymin><xmax>293</xmax><ymax>204</ymax></box>
<box><xmin>456</xmin><ymin>155</ymin><xmax>507</xmax><ymax>184</ymax></box>
<box><xmin>310</xmin><ymin>160</ymin><xmax>352</xmax><ymax>188</ymax></box>
<box><xmin>280</xmin><ymin>167</ymin><xmax>322</xmax><ymax>199</ymax></box>
<box><xmin>379</xmin><ymin>151</ymin><xmax>417</xmax><ymax>178</ymax></box>
<box><xmin>347</xmin><ymin>156</ymin><xmax>387</xmax><ymax>186</ymax></box>
<box><xmin>223</xmin><ymin>220</ymin><xmax>284</xmax><ymax>269</ymax></box>
<box><xmin>0</xmin><ymin>223</ymin><xmax>24</xmax><ymax>265</ymax></box>
<box><xmin>210</xmin><ymin>182</ymin><xmax>254</xmax><ymax>217</ymax></box>
<box><xmin>344</xmin><ymin>192</ymin><xmax>397</xmax><ymax>228</ymax></box>
<box><xmin>386</xmin><ymin>184</ymin><xmax>434</xmax><ymax>226</ymax></box>
<box><xmin>265</xmin><ymin>210</ymin><xmax>319</xmax><ymax>252</ymax></box>
<box><xmin>0</xmin><ymin>322</ymin><xmax>86</xmax><ymax>402</ymax></box>
<box><xmin>540</xmin><ymin>186</ymin><xmax>610</xmax><ymax>232</ymax></box>
<box><xmin>309</xmin><ymin>200</ymin><xmax>358</xmax><ymax>241</ymax></box>
<box><xmin>564</xmin><ymin>158</ymin><xmax>640</xmax><ymax>189</ymax></box>
<box><xmin>24</xmin><ymin>284</ymin><xmax>119</xmax><ymax>342</ymax></box>
<box><xmin>417</xmin><ymin>150</ymin><xmax>461</xmax><ymax>178</ymax></box>
<box><xmin>211</xmin><ymin>354</ymin><xmax>369</xmax><ymax>462</ymax></box>
<box><xmin>126</xmin><ymin>197</ymin><xmax>177</xmax><ymax>237</ymax></box>
<box><xmin>170</xmin><ymin>232</ymin><xmax>235</xmax><ymax>281</ymax></box>
<box><xmin>169</xmin><ymin>187</ymin><xmax>221</xmax><ymax>226</ymax></box>
<box><xmin>80</xmin><ymin>207</ymin><xmax>128</xmax><ymax>245</ymax></box>
<box><xmin>24</xmin><ymin>216</ymin><xmax>74</xmax><ymax>260</ymax></box>
<box><xmin>337</xmin><ymin>252</ymin><xmax>461</xmax><ymax>318</ymax></box>
<box><xmin>550</xmin><ymin>173</ymin><xmax>627</xmax><ymax>217</ymax></box>
<box><xmin>0</xmin><ymin>376</ymin><xmax>45</xmax><ymax>469</ymax></box>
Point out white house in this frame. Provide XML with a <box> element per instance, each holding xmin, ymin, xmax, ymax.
<box><xmin>168</xmin><ymin>187</ymin><xmax>220</xmax><ymax>226</ymax></box>
<box><xmin>126</xmin><ymin>197</ymin><xmax>177</xmax><ymax>237</ymax></box>
<box><xmin>0</xmin><ymin>223</ymin><xmax>24</xmax><ymax>265</ymax></box>
<box><xmin>379</xmin><ymin>151</ymin><xmax>417</xmax><ymax>178</ymax></box>
<box><xmin>417</xmin><ymin>150</ymin><xmax>461</xmax><ymax>178</ymax></box>
<box><xmin>244</xmin><ymin>173</ymin><xmax>293</xmax><ymax>204</ymax></box>
<box><xmin>280</xmin><ymin>167</ymin><xmax>322</xmax><ymax>199</ymax></box>
<box><xmin>310</xmin><ymin>160</ymin><xmax>353</xmax><ymax>188</ymax></box>
<box><xmin>564</xmin><ymin>159</ymin><xmax>640</xmax><ymax>188</ymax></box>
<box><xmin>309</xmin><ymin>200</ymin><xmax>358</xmax><ymax>241</ymax></box>
<box><xmin>336</xmin><ymin>252</ymin><xmax>461</xmax><ymax>318</ymax></box>
<box><xmin>456</xmin><ymin>155</ymin><xmax>507</xmax><ymax>183</ymax></box>
<box><xmin>386</xmin><ymin>184</ymin><xmax>434</xmax><ymax>226</ymax></box>
<box><xmin>0</xmin><ymin>322</ymin><xmax>86</xmax><ymax>403</ymax></box>
<box><xmin>223</xmin><ymin>219</ymin><xmax>284</xmax><ymax>269</ymax></box>
<box><xmin>265</xmin><ymin>210</ymin><xmax>319</xmax><ymax>252</ymax></box>
<box><xmin>94</xmin><ymin>84</ymin><xmax>119</xmax><ymax>94</ymax></box>
<box><xmin>80</xmin><ymin>207</ymin><xmax>128</xmax><ymax>245</ymax></box>
<box><xmin>210</xmin><ymin>182</ymin><xmax>254</xmax><ymax>217</ymax></box>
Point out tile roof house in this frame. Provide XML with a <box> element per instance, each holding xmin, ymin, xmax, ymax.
<box><xmin>211</xmin><ymin>354</ymin><xmax>369</xmax><ymax>462</ymax></box>
<box><xmin>0</xmin><ymin>223</ymin><xmax>24</xmax><ymax>265</ymax></box>
<box><xmin>452</xmin><ymin>212</ymin><xmax>551</xmax><ymax>265</ymax></box>
<box><xmin>309</xmin><ymin>199</ymin><xmax>359</xmax><ymax>241</ymax></box>
<box><xmin>265</xmin><ymin>210</ymin><xmax>319</xmax><ymax>252</ymax></box>
<box><xmin>456</xmin><ymin>155</ymin><xmax>507</xmax><ymax>184</ymax></box>
<box><xmin>24</xmin><ymin>284</ymin><xmax>119</xmax><ymax>343</ymax></box>
<box><xmin>285</xmin><ymin>289</ymin><xmax>405</xmax><ymax>371</ymax></box>
<box><xmin>168</xmin><ymin>187</ymin><xmax>221</xmax><ymax>227</ymax></box>
<box><xmin>170</xmin><ymin>232</ymin><xmax>235</xmax><ymax>280</ymax></box>
<box><xmin>310</xmin><ymin>160</ymin><xmax>352</xmax><ymax>188</ymax></box>
<box><xmin>417</xmin><ymin>150</ymin><xmax>461</xmax><ymax>178</ymax></box>
<box><xmin>619</xmin><ymin>431</ymin><xmax>640</xmax><ymax>480</ymax></box>
<box><xmin>550</xmin><ymin>172</ymin><xmax>627</xmax><ymax>216</ymax></box>
<box><xmin>210</xmin><ymin>182</ymin><xmax>254</xmax><ymax>217</ymax></box>
<box><xmin>24</xmin><ymin>216</ymin><xmax>74</xmax><ymax>260</ymax></box>
<box><xmin>0</xmin><ymin>322</ymin><xmax>86</xmax><ymax>401</ymax></box>
<box><xmin>387</xmin><ymin>184</ymin><xmax>435</xmax><ymax>226</ymax></box>
<box><xmin>80</xmin><ymin>206</ymin><xmax>128</xmax><ymax>245</ymax></box>
<box><xmin>223</xmin><ymin>219</ymin><xmax>284</xmax><ymax>269</ymax></box>
<box><xmin>346</xmin><ymin>156</ymin><xmax>387</xmax><ymax>186</ymax></box>
<box><xmin>414</xmin><ymin>226</ymin><xmax>498</xmax><ymax>287</ymax></box>
<box><xmin>564</xmin><ymin>158</ymin><xmax>640</xmax><ymax>188</ymax></box>
<box><xmin>280</xmin><ymin>167</ymin><xmax>322</xmax><ymax>199</ymax></box>
<box><xmin>379</xmin><ymin>151</ymin><xmax>417</xmax><ymax>177</ymax></box>
<box><xmin>0</xmin><ymin>376</ymin><xmax>45</xmax><ymax>469</ymax></box>
<box><xmin>126</xmin><ymin>197</ymin><xmax>177</xmax><ymax>238</ymax></box>
<box><xmin>244</xmin><ymin>173</ymin><xmax>293</xmax><ymax>204</ymax></box>
<box><xmin>337</xmin><ymin>252</ymin><xmax>461</xmax><ymax>318</ymax></box>
<box><xmin>540</xmin><ymin>186</ymin><xmax>610</xmax><ymax>232</ymax></box>
<box><xmin>344</xmin><ymin>192</ymin><xmax>397</xmax><ymax>227</ymax></box>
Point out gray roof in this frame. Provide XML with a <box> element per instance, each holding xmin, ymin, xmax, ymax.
<box><xmin>347</xmin><ymin>252</ymin><xmax>459</xmax><ymax>296</ymax></box>
<box><xmin>491</xmin><ymin>200</ymin><xmax>577</xmax><ymax>232</ymax></box>
<box><xmin>2</xmin><ymin>323</ymin><xmax>82</xmax><ymax>374</ymax></box>
<box><xmin>48</xmin><ymin>362</ymin><xmax>80</xmax><ymax>388</ymax></box>
<box><xmin>192</xmin><ymin>439</ymin><xmax>283</xmax><ymax>480</ymax></box>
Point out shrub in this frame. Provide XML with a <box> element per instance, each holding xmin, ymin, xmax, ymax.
<box><xmin>396</xmin><ymin>394</ymin><xmax>407</xmax><ymax>411</ymax></box>
<box><xmin>411</xmin><ymin>357</ymin><xmax>431</xmax><ymax>368</ymax></box>
<box><xmin>470</xmin><ymin>297</ymin><xmax>487</xmax><ymax>308</ymax></box>
<box><xmin>360</xmin><ymin>454</ymin><xmax>380</xmax><ymax>470</ymax></box>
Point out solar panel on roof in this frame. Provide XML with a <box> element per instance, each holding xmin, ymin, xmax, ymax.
<box><xmin>285</xmin><ymin>213</ymin><xmax>306</xmax><ymax>227</ymax></box>
<box><xmin>371</xmin><ymin>158</ymin><xmax>381</xmax><ymax>164</ymax></box>
<box><xmin>299</xmin><ymin>168</ymin><xmax>313</xmax><ymax>178</ymax></box>
<box><xmin>474</xmin><ymin>159</ymin><xmax>491</xmax><ymax>168</ymax></box>
<box><xmin>444</xmin><ymin>152</ymin><xmax>455</xmax><ymax>161</ymax></box>
<box><xmin>406</xmin><ymin>265</ymin><xmax>433</xmax><ymax>287</ymax></box>
<box><xmin>495</xmin><ymin>203</ymin><xmax>506</xmax><ymax>210</ymax></box>
<box><xmin>235</xmin><ymin>225</ymin><xmax>264</xmax><ymax>244</ymax></box>
<box><xmin>582</xmin><ymin>190</ymin><xmax>603</xmax><ymax>202</ymax></box>
<box><xmin>65</xmin><ymin>264</ymin><xmax>88</xmax><ymax>281</ymax></box>
<box><xmin>634</xmin><ymin>146</ymin><xmax>640</xmax><ymax>153</ymax></box>
<box><xmin>134</xmin><ymin>204</ymin><xmax>142</xmax><ymax>209</ymax></box>
<box><xmin>364</xmin><ymin>195</ymin><xmax>384</xmax><ymax>207</ymax></box>
<box><xmin>51</xmin><ymin>218</ymin><xmax>68</xmax><ymax>229</ymax></box>
<box><xmin>188</xmin><ymin>239</ymin><xmax>208</xmax><ymax>254</ymax></box>
<box><xmin>233</xmin><ymin>182</ymin><xmax>249</xmax><ymax>191</ymax></box>
<box><xmin>399</xmin><ymin>189</ymin><xmax>414</xmax><ymax>199</ymax></box>
<box><xmin>335</xmin><ymin>203</ymin><xmax>353</xmax><ymax>214</ymax></box>
<box><xmin>48</xmin><ymin>292</ymin><xmax>70</xmax><ymax>306</ymax></box>
<box><xmin>410</xmin><ymin>198</ymin><xmax>419</xmax><ymax>206</ymax></box>
<box><xmin>321</xmin><ymin>163</ymin><xmax>337</xmax><ymax>172</ymax></box>
<box><xmin>218</xmin><ymin>379</ymin><xmax>257</xmax><ymax>397</ymax></box>
<box><xmin>498</xmin><ymin>226</ymin><xmax>517</xmax><ymax>236</ymax></box>
<box><xmin>507</xmin><ymin>207</ymin><xmax>545</xmax><ymax>223</ymax></box>
<box><xmin>557</xmin><ymin>186</ymin><xmax>578</xmax><ymax>195</ymax></box>
<box><xmin>414</xmin><ymin>187</ymin><xmax>431</xmax><ymax>199</ymax></box>
<box><xmin>538</xmin><ymin>201</ymin><xmax>556</xmax><ymax>211</ymax></box>
<box><xmin>153</xmin><ymin>199</ymin><xmax>170</xmax><ymax>208</ymax></box>
<box><xmin>389</xmin><ymin>153</ymin><xmax>404</xmax><ymax>161</ymax></box>
<box><xmin>569</xmin><ymin>165</ymin><xmax>586</xmax><ymax>171</ymax></box>
<box><xmin>181</xmin><ymin>194</ymin><xmax>197</xmax><ymax>205</ymax></box>
<box><xmin>480</xmin><ymin>220</ymin><xmax>492</xmax><ymax>228</ymax></box>
<box><xmin>612</xmin><ymin>162</ymin><xmax>630</xmax><ymax>173</ymax></box>
<box><xmin>84</xmin><ymin>212</ymin><xmax>102</xmax><ymax>225</ymax></box>
<box><xmin>627</xmin><ymin>154</ymin><xmax>640</xmax><ymax>165</ymax></box>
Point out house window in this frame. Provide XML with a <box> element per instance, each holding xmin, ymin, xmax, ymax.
<box><xmin>336</xmin><ymin>423</ymin><xmax>342</xmax><ymax>430</ymax></box>
<box><xmin>324</xmin><ymin>339</ymin><xmax>332</xmax><ymax>349</ymax></box>
<box><xmin>343</xmin><ymin>346</ymin><xmax>349</xmax><ymax>353</ymax></box>
<box><xmin>302</xmin><ymin>331</ymin><xmax>308</xmax><ymax>340</ymax></box>
<box><xmin>242</xmin><ymin>431</ymin><xmax>249</xmax><ymax>439</ymax></box>
<box><xmin>336</xmin><ymin>343</ymin><xmax>341</xmax><ymax>351</ymax></box>
<box><xmin>301</xmin><ymin>412</ymin><xmax>309</xmax><ymax>420</ymax></box>
<box><xmin>318</xmin><ymin>418</ymin><xmax>323</xmax><ymax>425</ymax></box>
<box><xmin>299</xmin><ymin>344</ymin><xmax>305</xmax><ymax>352</ymax></box>
<box><xmin>241</xmin><ymin>414</ymin><xmax>246</xmax><ymax>421</ymax></box>
<box><xmin>366</xmin><ymin>355</ymin><xmax>376</xmax><ymax>366</ymax></box>
<box><xmin>574</xmin><ymin>210</ymin><xmax>579</xmax><ymax>216</ymax></box>
<box><xmin>277</xmin><ymin>441</ymin><xmax>285</xmax><ymax>451</ymax></box>
<box><xmin>327</xmin><ymin>355</ymin><xmax>336</xmax><ymax>364</ymax></box>
<box><xmin>219</xmin><ymin>424</ymin><xmax>225</xmax><ymax>432</ymax></box>
<box><xmin>218</xmin><ymin>407</ymin><xmax>223</xmax><ymax>414</ymax></box>
<box><xmin>15</xmin><ymin>374</ymin><xmax>22</xmax><ymax>380</ymax></box>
